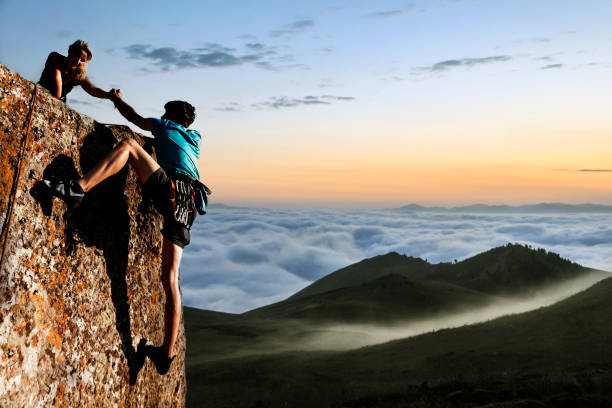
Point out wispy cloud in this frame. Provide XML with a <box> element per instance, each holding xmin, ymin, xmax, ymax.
<box><xmin>365</xmin><ymin>10</ymin><xmax>404</xmax><ymax>18</ymax></box>
<box><xmin>541</xmin><ymin>63</ymin><xmax>563</xmax><ymax>69</ymax></box>
<box><xmin>216</xmin><ymin>95</ymin><xmax>355</xmax><ymax>112</ymax></box>
<box><xmin>122</xmin><ymin>42</ymin><xmax>279</xmax><ymax>71</ymax></box>
<box><xmin>580</xmin><ymin>169</ymin><xmax>612</xmax><ymax>172</ymax></box>
<box><xmin>68</xmin><ymin>98</ymin><xmax>105</xmax><ymax>107</ymax></box>
<box><xmin>56</xmin><ymin>30</ymin><xmax>73</xmax><ymax>39</ymax></box>
<box><xmin>215</xmin><ymin>102</ymin><xmax>243</xmax><ymax>112</ymax></box>
<box><xmin>421</xmin><ymin>55</ymin><xmax>512</xmax><ymax>72</ymax></box>
<box><xmin>254</xmin><ymin>95</ymin><xmax>355</xmax><ymax>109</ymax></box>
<box><xmin>270</xmin><ymin>19</ymin><xmax>315</xmax><ymax>37</ymax></box>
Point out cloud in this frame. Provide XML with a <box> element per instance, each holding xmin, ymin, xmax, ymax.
<box><xmin>245</xmin><ymin>43</ymin><xmax>266</xmax><ymax>51</ymax></box>
<box><xmin>365</xmin><ymin>10</ymin><xmax>404</xmax><ymax>18</ymax></box>
<box><xmin>251</xmin><ymin>95</ymin><xmax>355</xmax><ymax>110</ymax></box>
<box><xmin>215</xmin><ymin>102</ymin><xmax>243</xmax><ymax>112</ymax></box>
<box><xmin>68</xmin><ymin>99</ymin><xmax>105</xmax><ymax>107</ymax></box>
<box><xmin>541</xmin><ymin>64</ymin><xmax>563</xmax><ymax>69</ymax></box>
<box><xmin>228</xmin><ymin>246</ymin><xmax>269</xmax><ymax>265</ymax></box>
<box><xmin>422</xmin><ymin>55</ymin><xmax>512</xmax><ymax>72</ymax></box>
<box><xmin>181</xmin><ymin>208</ymin><xmax>612</xmax><ymax>313</ymax></box>
<box><xmin>270</xmin><ymin>19</ymin><xmax>315</xmax><ymax>37</ymax></box>
<box><xmin>580</xmin><ymin>169</ymin><xmax>612</xmax><ymax>172</ymax></box>
<box><xmin>123</xmin><ymin>42</ymin><xmax>278</xmax><ymax>71</ymax></box>
<box><xmin>56</xmin><ymin>30</ymin><xmax>73</xmax><ymax>39</ymax></box>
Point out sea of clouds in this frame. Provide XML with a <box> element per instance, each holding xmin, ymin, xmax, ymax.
<box><xmin>181</xmin><ymin>207</ymin><xmax>612</xmax><ymax>313</ymax></box>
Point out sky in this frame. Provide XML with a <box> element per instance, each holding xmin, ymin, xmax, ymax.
<box><xmin>1</xmin><ymin>0</ymin><xmax>612</xmax><ymax>207</ymax></box>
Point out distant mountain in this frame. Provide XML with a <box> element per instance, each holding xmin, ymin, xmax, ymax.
<box><xmin>207</xmin><ymin>203</ymin><xmax>243</xmax><ymax>209</ymax></box>
<box><xmin>243</xmin><ymin>244</ymin><xmax>606</xmax><ymax>323</ymax></box>
<box><xmin>287</xmin><ymin>252</ymin><xmax>429</xmax><ymax>300</ymax></box>
<box><xmin>244</xmin><ymin>274</ymin><xmax>502</xmax><ymax>323</ymax></box>
<box><xmin>286</xmin><ymin>244</ymin><xmax>596</xmax><ymax>300</ymax></box>
<box><xmin>394</xmin><ymin>202</ymin><xmax>612</xmax><ymax>213</ymax></box>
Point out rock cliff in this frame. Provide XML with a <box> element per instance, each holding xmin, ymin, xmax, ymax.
<box><xmin>0</xmin><ymin>63</ymin><xmax>185</xmax><ymax>407</ymax></box>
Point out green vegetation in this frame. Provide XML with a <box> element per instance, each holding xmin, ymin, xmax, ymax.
<box><xmin>184</xmin><ymin>244</ymin><xmax>612</xmax><ymax>407</ymax></box>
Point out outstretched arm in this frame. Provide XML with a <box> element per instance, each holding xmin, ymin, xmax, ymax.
<box><xmin>51</xmin><ymin>68</ymin><xmax>62</xmax><ymax>98</ymax></box>
<box><xmin>110</xmin><ymin>89</ymin><xmax>153</xmax><ymax>131</ymax></box>
<box><xmin>80</xmin><ymin>77</ymin><xmax>112</xmax><ymax>99</ymax></box>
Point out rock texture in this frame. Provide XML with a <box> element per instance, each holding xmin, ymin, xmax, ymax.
<box><xmin>0</xmin><ymin>63</ymin><xmax>185</xmax><ymax>407</ymax></box>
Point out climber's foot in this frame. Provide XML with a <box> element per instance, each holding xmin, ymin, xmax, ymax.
<box><xmin>144</xmin><ymin>344</ymin><xmax>175</xmax><ymax>375</ymax></box>
<box><xmin>41</xmin><ymin>178</ymin><xmax>84</xmax><ymax>209</ymax></box>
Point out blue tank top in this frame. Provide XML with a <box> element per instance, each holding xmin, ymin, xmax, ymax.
<box><xmin>151</xmin><ymin>118</ymin><xmax>201</xmax><ymax>180</ymax></box>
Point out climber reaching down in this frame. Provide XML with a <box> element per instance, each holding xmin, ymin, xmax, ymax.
<box><xmin>43</xmin><ymin>89</ymin><xmax>208</xmax><ymax>376</ymax></box>
<box><xmin>38</xmin><ymin>40</ymin><xmax>113</xmax><ymax>103</ymax></box>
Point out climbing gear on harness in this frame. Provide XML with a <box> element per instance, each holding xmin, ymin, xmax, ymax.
<box><xmin>42</xmin><ymin>178</ymin><xmax>85</xmax><ymax>209</ymax></box>
<box><xmin>168</xmin><ymin>173</ymin><xmax>196</xmax><ymax>229</ymax></box>
<box><xmin>167</xmin><ymin>173</ymin><xmax>212</xmax><ymax>227</ymax></box>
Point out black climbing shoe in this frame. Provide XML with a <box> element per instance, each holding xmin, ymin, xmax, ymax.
<box><xmin>42</xmin><ymin>178</ymin><xmax>84</xmax><ymax>209</ymax></box>
<box><xmin>144</xmin><ymin>344</ymin><xmax>176</xmax><ymax>375</ymax></box>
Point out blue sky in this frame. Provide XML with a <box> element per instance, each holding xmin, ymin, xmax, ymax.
<box><xmin>1</xmin><ymin>0</ymin><xmax>612</xmax><ymax>207</ymax></box>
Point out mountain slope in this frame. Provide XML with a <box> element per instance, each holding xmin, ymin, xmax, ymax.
<box><xmin>245</xmin><ymin>274</ymin><xmax>503</xmax><ymax>322</ymax></box>
<box><xmin>427</xmin><ymin>244</ymin><xmax>589</xmax><ymax>295</ymax></box>
<box><xmin>290</xmin><ymin>244</ymin><xmax>593</xmax><ymax>301</ymax></box>
<box><xmin>246</xmin><ymin>244</ymin><xmax>605</xmax><ymax>323</ymax></box>
<box><xmin>288</xmin><ymin>251</ymin><xmax>429</xmax><ymax>300</ymax></box>
<box><xmin>187</xmin><ymin>277</ymin><xmax>612</xmax><ymax>407</ymax></box>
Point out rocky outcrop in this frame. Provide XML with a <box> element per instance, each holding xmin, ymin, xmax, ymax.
<box><xmin>0</xmin><ymin>63</ymin><xmax>185</xmax><ymax>407</ymax></box>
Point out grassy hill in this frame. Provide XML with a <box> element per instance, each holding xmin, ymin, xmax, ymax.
<box><xmin>287</xmin><ymin>252</ymin><xmax>429</xmax><ymax>300</ymax></box>
<box><xmin>184</xmin><ymin>244</ymin><xmax>611</xmax><ymax>407</ymax></box>
<box><xmin>244</xmin><ymin>274</ymin><xmax>503</xmax><ymax>323</ymax></box>
<box><xmin>290</xmin><ymin>244</ymin><xmax>588</xmax><ymax>300</ymax></box>
<box><xmin>186</xmin><ymin>277</ymin><xmax>612</xmax><ymax>407</ymax></box>
<box><xmin>244</xmin><ymin>244</ymin><xmax>603</xmax><ymax>323</ymax></box>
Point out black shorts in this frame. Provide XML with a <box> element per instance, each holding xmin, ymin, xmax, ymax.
<box><xmin>143</xmin><ymin>168</ymin><xmax>191</xmax><ymax>248</ymax></box>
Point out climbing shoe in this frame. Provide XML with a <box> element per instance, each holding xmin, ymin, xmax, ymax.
<box><xmin>42</xmin><ymin>179</ymin><xmax>84</xmax><ymax>209</ymax></box>
<box><xmin>144</xmin><ymin>344</ymin><xmax>176</xmax><ymax>375</ymax></box>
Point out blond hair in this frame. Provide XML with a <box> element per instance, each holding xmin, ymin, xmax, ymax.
<box><xmin>67</xmin><ymin>40</ymin><xmax>92</xmax><ymax>80</ymax></box>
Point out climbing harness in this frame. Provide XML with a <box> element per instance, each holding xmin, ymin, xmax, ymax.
<box><xmin>169</xmin><ymin>175</ymin><xmax>194</xmax><ymax>227</ymax></box>
<box><xmin>0</xmin><ymin>86</ymin><xmax>38</xmax><ymax>272</ymax></box>
<box><xmin>167</xmin><ymin>173</ymin><xmax>211</xmax><ymax>229</ymax></box>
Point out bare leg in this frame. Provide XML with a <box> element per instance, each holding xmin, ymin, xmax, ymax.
<box><xmin>77</xmin><ymin>138</ymin><xmax>160</xmax><ymax>192</ymax></box>
<box><xmin>161</xmin><ymin>237</ymin><xmax>183</xmax><ymax>358</ymax></box>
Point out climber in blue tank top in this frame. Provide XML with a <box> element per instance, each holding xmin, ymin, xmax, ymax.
<box><xmin>42</xmin><ymin>89</ymin><xmax>209</xmax><ymax>381</ymax></box>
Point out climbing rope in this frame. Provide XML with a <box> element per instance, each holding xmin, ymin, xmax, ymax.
<box><xmin>0</xmin><ymin>85</ymin><xmax>38</xmax><ymax>272</ymax></box>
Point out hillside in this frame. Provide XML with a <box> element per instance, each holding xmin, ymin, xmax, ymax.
<box><xmin>245</xmin><ymin>274</ymin><xmax>503</xmax><ymax>323</ymax></box>
<box><xmin>428</xmin><ymin>244</ymin><xmax>587</xmax><ymax>295</ymax></box>
<box><xmin>186</xmin><ymin>276</ymin><xmax>612</xmax><ymax>407</ymax></box>
<box><xmin>290</xmin><ymin>244</ymin><xmax>589</xmax><ymax>300</ymax></box>
<box><xmin>287</xmin><ymin>251</ymin><xmax>429</xmax><ymax>300</ymax></box>
<box><xmin>185</xmin><ymin>245</ymin><xmax>610</xmax><ymax>406</ymax></box>
<box><xmin>245</xmin><ymin>244</ymin><xmax>604</xmax><ymax>323</ymax></box>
